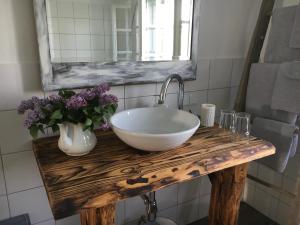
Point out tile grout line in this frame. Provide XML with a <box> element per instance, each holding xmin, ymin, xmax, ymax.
<box><xmin>206</xmin><ymin>60</ymin><xmax>211</xmax><ymax>103</ymax></box>
<box><xmin>0</xmin><ymin>155</ymin><xmax>11</xmax><ymax>217</ymax></box>
<box><xmin>7</xmin><ymin>185</ymin><xmax>44</xmax><ymax>196</ymax></box>
<box><xmin>229</xmin><ymin>58</ymin><xmax>234</xmax><ymax>88</ymax></box>
<box><xmin>0</xmin><ymin>149</ymin><xmax>33</xmax><ymax>157</ymax></box>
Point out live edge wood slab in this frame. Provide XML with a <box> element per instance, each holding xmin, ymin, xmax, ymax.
<box><xmin>33</xmin><ymin>125</ymin><xmax>275</xmax><ymax>225</ymax></box>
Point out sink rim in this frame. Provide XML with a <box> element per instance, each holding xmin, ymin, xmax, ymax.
<box><xmin>110</xmin><ymin>107</ymin><xmax>200</xmax><ymax>137</ymax></box>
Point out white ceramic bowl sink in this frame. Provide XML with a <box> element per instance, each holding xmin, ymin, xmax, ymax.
<box><xmin>110</xmin><ymin>107</ymin><xmax>200</xmax><ymax>151</ymax></box>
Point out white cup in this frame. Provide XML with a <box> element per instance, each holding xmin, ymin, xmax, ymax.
<box><xmin>200</xmin><ymin>104</ymin><xmax>216</xmax><ymax>127</ymax></box>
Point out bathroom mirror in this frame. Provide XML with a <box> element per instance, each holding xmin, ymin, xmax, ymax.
<box><xmin>33</xmin><ymin>0</ymin><xmax>200</xmax><ymax>91</ymax></box>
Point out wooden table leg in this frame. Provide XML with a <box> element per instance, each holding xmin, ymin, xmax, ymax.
<box><xmin>80</xmin><ymin>204</ymin><xmax>116</xmax><ymax>225</ymax></box>
<box><xmin>208</xmin><ymin>163</ymin><xmax>248</xmax><ymax>225</ymax></box>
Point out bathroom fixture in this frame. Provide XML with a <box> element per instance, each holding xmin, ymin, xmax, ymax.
<box><xmin>140</xmin><ymin>192</ymin><xmax>157</xmax><ymax>223</ymax></box>
<box><xmin>139</xmin><ymin>192</ymin><xmax>177</xmax><ymax>225</ymax></box>
<box><xmin>158</xmin><ymin>74</ymin><xmax>184</xmax><ymax>109</ymax></box>
<box><xmin>110</xmin><ymin>107</ymin><xmax>200</xmax><ymax>151</ymax></box>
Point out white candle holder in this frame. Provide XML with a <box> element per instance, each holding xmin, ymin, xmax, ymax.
<box><xmin>200</xmin><ymin>104</ymin><xmax>216</xmax><ymax>127</ymax></box>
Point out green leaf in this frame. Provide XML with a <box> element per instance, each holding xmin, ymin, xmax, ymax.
<box><xmin>38</xmin><ymin>125</ymin><xmax>45</xmax><ymax>134</ymax></box>
<box><xmin>92</xmin><ymin>116</ymin><xmax>102</xmax><ymax>126</ymax></box>
<box><xmin>83</xmin><ymin>108</ymin><xmax>89</xmax><ymax>115</ymax></box>
<box><xmin>59</xmin><ymin>89</ymin><xmax>76</xmax><ymax>98</ymax></box>
<box><xmin>107</xmin><ymin>104</ymin><xmax>116</xmax><ymax>115</ymax></box>
<box><xmin>52</xmin><ymin>125</ymin><xmax>59</xmax><ymax>133</ymax></box>
<box><xmin>94</xmin><ymin>106</ymin><xmax>101</xmax><ymax>114</ymax></box>
<box><xmin>48</xmin><ymin>119</ymin><xmax>56</xmax><ymax>126</ymax></box>
<box><xmin>51</xmin><ymin>109</ymin><xmax>63</xmax><ymax>120</ymax></box>
<box><xmin>29</xmin><ymin>126</ymin><xmax>39</xmax><ymax>139</ymax></box>
<box><xmin>84</xmin><ymin>118</ymin><xmax>92</xmax><ymax>126</ymax></box>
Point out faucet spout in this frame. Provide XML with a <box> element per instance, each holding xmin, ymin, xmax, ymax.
<box><xmin>158</xmin><ymin>74</ymin><xmax>184</xmax><ymax>109</ymax></box>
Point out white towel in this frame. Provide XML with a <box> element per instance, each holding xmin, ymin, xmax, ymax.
<box><xmin>271</xmin><ymin>61</ymin><xmax>300</xmax><ymax>114</ymax></box>
<box><xmin>251</xmin><ymin>117</ymin><xmax>298</xmax><ymax>172</ymax></box>
<box><xmin>246</xmin><ymin>63</ymin><xmax>297</xmax><ymax>124</ymax></box>
<box><xmin>290</xmin><ymin>4</ymin><xmax>300</xmax><ymax>48</ymax></box>
<box><xmin>264</xmin><ymin>6</ymin><xmax>300</xmax><ymax>62</ymax></box>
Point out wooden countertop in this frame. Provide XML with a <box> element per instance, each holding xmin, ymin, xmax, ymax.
<box><xmin>32</xmin><ymin>125</ymin><xmax>275</xmax><ymax>220</ymax></box>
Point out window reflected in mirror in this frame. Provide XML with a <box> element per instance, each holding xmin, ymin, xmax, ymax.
<box><xmin>46</xmin><ymin>0</ymin><xmax>193</xmax><ymax>63</ymax></box>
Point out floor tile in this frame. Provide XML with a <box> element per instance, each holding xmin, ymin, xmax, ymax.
<box><xmin>8</xmin><ymin>187</ymin><xmax>53</xmax><ymax>224</ymax></box>
<box><xmin>3</xmin><ymin>151</ymin><xmax>43</xmax><ymax>194</ymax></box>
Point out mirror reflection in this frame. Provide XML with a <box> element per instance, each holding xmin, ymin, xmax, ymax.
<box><xmin>46</xmin><ymin>0</ymin><xmax>194</xmax><ymax>63</ymax></box>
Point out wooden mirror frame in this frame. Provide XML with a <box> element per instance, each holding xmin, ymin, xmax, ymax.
<box><xmin>33</xmin><ymin>0</ymin><xmax>200</xmax><ymax>91</ymax></box>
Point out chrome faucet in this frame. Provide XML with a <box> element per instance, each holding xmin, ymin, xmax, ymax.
<box><xmin>158</xmin><ymin>74</ymin><xmax>184</xmax><ymax>110</ymax></box>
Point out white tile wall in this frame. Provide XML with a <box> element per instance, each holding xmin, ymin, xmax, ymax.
<box><xmin>125</xmin><ymin>96</ymin><xmax>156</xmax><ymax>109</ymax></box>
<box><xmin>178</xmin><ymin>178</ymin><xmax>201</xmax><ymax>204</ymax></box>
<box><xmin>124</xmin><ymin>196</ymin><xmax>145</xmax><ymax>222</ymax></box>
<box><xmin>208</xmin><ymin>88</ymin><xmax>231</xmax><ymax>118</ymax></box>
<box><xmin>0</xmin><ymin>0</ymin><xmax>264</xmax><ymax>224</ymax></box>
<box><xmin>74</xmin><ymin>3</ymin><xmax>89</xmax><ymax>19</ymax></box>
<box><xmin>116</xmin><ymin>201</ymin><xmax>125</xmax><ymax>225</ymax></box>
<box><xmin>199</xmin><ymin>176</ymin><xmax>212</xmax><ymax>196</ymax></box>
<box><xmin>57</xmin><ymin>2</ymin><xmax>74</xmax><ymax>18</ymax></box>
<box><xmin>230</xmin><ymin>58</ymin><xmax>245</xmax><ymax>87</ymax></box>
<box><xmin>157</xmin><ymin>205</ymin><xmax>177</xmax><ymax>222</ymax></box>
<box><xmin>198</xmin><ymin>194</ymin><xmax>211</xmax><ymax>219</ymax></box>
<box><xmin>156</xmin><ymin>184</ymin><xmax>178</xmax><ymax>211</ymax></box>
<box><xmin>185</xmin><ymin>60</ymin><xmax>210</xmax><ymax>92</ymax></box>
<box><xmin>276</xmin><ymin>202</ymin><xmax>292</xmax><ymax>225</ymax></box>
<box><xmin>177</xmin><ymin>198</ymin><xmax>201</xmax><ymax>225</ymax></box>
<box><xmin>188</xmin><ymin>90</ymin><xmax>208</xmax><ymax>115</ymax></box>
<box><xmin>209</xmin><ymin>59</ymin><xmax>233</xmax><ymax>89</ymax></box>
<box><xmin>75</xmin><ymin>19</ymin><xmax>90</xmax><ymax>34</ymax></box>
<box><xmin>243</xmin><ymin>154</ymin><xmax>300</xmax><ymax>225</ymax></box>
<box><xmin>47</xmin><ymin>1</ymin><xmax>111</xmax><ymax>62</ymax></box>
<box><xmin>125</xmin><ymin>84</ymin><xmax>156</xmax><ymax>98</ymax></box>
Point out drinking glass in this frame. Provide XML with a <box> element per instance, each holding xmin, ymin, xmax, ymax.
<box><xmin>219</xmin><ymin>109</ymin><xmax>235</xmax><ymax>132</ymax></box>
<box><xmin>234</xmin><ymin>112</ymin><xmax>251</xmax><ymax>139</ymax></box>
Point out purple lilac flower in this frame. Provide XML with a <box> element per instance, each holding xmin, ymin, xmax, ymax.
<box><xmin>36</xmin><ymin>98</ymin><xmax>49</xmax><ymax>107</ymax></box>
<box><xmin>66</xmin><ymin>95</ymin><xmax>88</xmax><ymax>110</ymax></box>
<box><xmin>93</xmin><ymin>83</ymin><xmax>110</xmax><ymax>96</ymax></box>
<box><xmin>100</xmin><ymin>94</ymin><xmax>118</xmax><ymax>105</ymax></box>
<box><xmin>78</xmin><ymin>89</ymin><xmax>96</xmax><ymax>101</ymax></box>
<box><xmin>100</xmin><ymin>122</ymin><xmax>110</xmax><ymax>131</ymax></box>
<box><xmin>18</xmin><ymin>96</ymin><xmax>48</xmax><ymax>114</ymax></box>
<box><xmin>23</xmin><ymin>108</ymin><xmax>45</xmax><ymax>128</ymax></box>
<box><xmin>44</xmin><ymin>104</ymin><xmax>54</xmax><ymax>111</ymax></box>
<box><xmin>48</xmin><ymin>94</ymin><xmax>63</xmax><ymax>103</ymax></box>
<box><xmin>18</xmin><ymin>99</ymin><xmax>34</xmax><ymax>114</ymax></box>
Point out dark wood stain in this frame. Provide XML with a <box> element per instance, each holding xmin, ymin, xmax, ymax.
<box><xmin>127</xmin><ymin>177</ymin><xmax>149</xmax><ymax>185</ymax></box>
<box><xmin>32</xmin><ymin>125</ymin><xmax>275</xmax><ymax>220</ymax></box>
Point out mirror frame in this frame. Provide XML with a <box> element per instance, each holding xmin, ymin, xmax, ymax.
<box><xmin>33</xmin><ymin>0</ymin><xmax>200</xmax><ymax>91</ymax></box>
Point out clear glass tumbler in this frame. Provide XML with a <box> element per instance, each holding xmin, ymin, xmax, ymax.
<box><xmin>234</xmin><ymin>112</ymin><xmax>251</xmax><ymax>139</ymax></box>
<box><xmin>219</xmin><ymin>109</ymin><xmax>235</xmax><ymax>132</ymax></box>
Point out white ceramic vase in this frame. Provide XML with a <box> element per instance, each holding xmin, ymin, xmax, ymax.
<box><xmin>58</xmin><ymin>122</ymin><xmax>97</xmax><ymax>156</ymax></box>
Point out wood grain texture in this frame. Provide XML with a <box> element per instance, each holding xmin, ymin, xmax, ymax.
<box><xmin>208</xmin><ymin>164</ymin><xmax>248</xmax><ymax>225</ymax></box>
<box><xmin>80</xmin><ymin>204</ymin><xmax>115</xmax><ymax>225</ymax></box>
<box><xmin>32</xmin><ymin>125</ymin><xmax>275</xmax><ymax>220</ymax></box>
<box><xmin>234</xmin><ymin>0</ymin><xmax>275</xmax><ymax>111</ymax></box>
